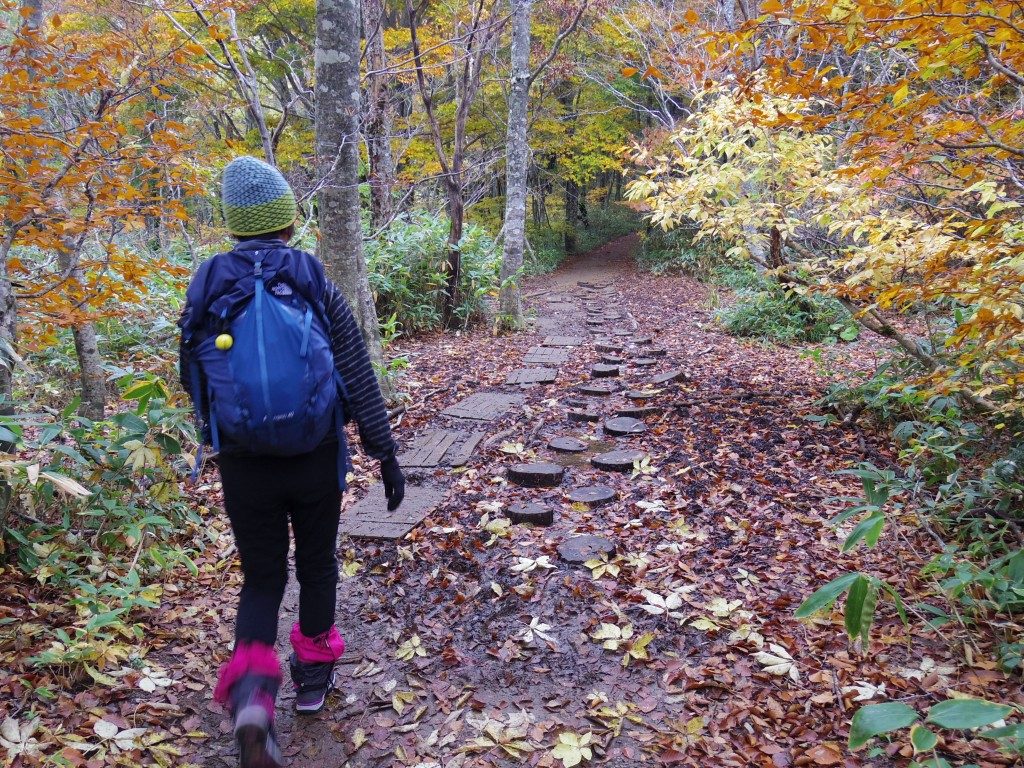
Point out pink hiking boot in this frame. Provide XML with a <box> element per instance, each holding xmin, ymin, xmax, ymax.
<box><xmin>288</xmin><ymin>623</ymin><xmax>344</xmax><ymax>714</ymax></box>
<box><xmin>214</xmin><ymin>642</ymin><xmax>284</xmax><ymax>767</ymax></box>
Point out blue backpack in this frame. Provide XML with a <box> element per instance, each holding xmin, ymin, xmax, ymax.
<box><xmin>183</xmin><ymin>247</ymin><xmax>347</xmax><ymax>477</ymax></box>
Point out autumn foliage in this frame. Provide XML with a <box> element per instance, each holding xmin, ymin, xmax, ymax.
<box><xmin>0</xmin><ymin>1</ymin><xmax>199</xmax><ymax>344</ymax></box>
<box><xmin>628</xmin><ymin>0</ymin><xmax>1024</xmax><ymax>415</ymax></box>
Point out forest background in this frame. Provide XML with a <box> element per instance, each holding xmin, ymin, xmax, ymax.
<box><xmin>1</xmin><ymin>0</ymin><xmax>1024</xmax><ymax>764</ymax></box>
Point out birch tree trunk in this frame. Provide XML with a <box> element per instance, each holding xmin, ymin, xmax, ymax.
<box><xmin>0</xmin><ymin>233</ymin><xmax>18</xmax><ymax>414</ymax></box>
<box><xmin>315</xmin><ymin>0</ymin><xmax>390</xmax><ymax>390</ymax></box>
<box><xmin>57</xmin><ymin>233</ymin><xmax>106</xmax><ymax>419</ymax></box>
<box><xmin>363</xmin><ymin>0</ymin><xmax>395</xmax><ymax>229</ymax></box>
<box><xmin>72</xmin><ymin>325</ymin><xmax>105</xmax><ymax>419</ymax></box>
<box><xmin>496</xmin><ymin>0</ymin><xmax>532</xmax><ymax>331</ymax></box>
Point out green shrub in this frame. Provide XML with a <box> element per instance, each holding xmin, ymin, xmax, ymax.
<box><xmin>716</xmin><ymin>282</ymin><xmax>857</xmax><ymax>344</ymax></box>
<box><xmin>364</xmin><ymin>211</ymin><xmax>500</xmax><ymax>333</ymax></box>
<box><xmin>636</xmin><ymin>227</ymin><xmax>725</xmax><ymax>278</ymax></box>
<box><xmin>1</xmin><ymin>376</ymin><xmax>205</xmax><ymax>676</ymax></box>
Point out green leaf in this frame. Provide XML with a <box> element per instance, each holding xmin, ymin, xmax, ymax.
<box><xmin>926</xmin><ymin>699</ymin><xmax>1012</xmax><ymax>730</ymax></box>
<box><xmin>881</xmin><ymin>582</ymin><xmax>909</xmax><ymax>628</ymax></box>
<box><xmin>844</xmin><ymin>575</ymin><xmax>868</xmax><ymax>638</ymax></box>
<box><xmin>858</xmin><ymin>579</ymin><xmax>879</xmax><ymax>644</ymax></box>
<box><xmin>121</xmin><ymin>379</ymin><xmax>156</xmax><ymax>401</ymax></box>
<box><xmin>910</xmin><ymin>724</ymin><xmax>938</xmax><ymax>753</ymax></box>
<box><xmin>980</xmin><ymin>723</ymin><xmax>1024</xmax><ymax>740</ymax></box>
<box><xmin>842</xmin><ymin>513</ymin><xmax>885</xmax><ymax>551</ymax></box>
<box><xmin>848</xmin><ymin>702</ymin><xmax>918</xmax><ymax>750</ymax></box>
<box><xmin>0</xmin><ymin>424</ymin><xmax>20</xmax><ymax>446</ymax></box>
<box><xmin>61</xmin><ymin>396</ymin><xmax>82</xmax><ymax>421</ymax></box>
<box><xmin>795</xmin><ymin>572</ymin><xmax>861</xmax><ymax>618</ymax></box>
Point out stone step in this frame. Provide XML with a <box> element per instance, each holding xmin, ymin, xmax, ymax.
<box><xmin>507</xmin><ymin>503</ymin><xmax>554</xmax><ymax>527</ymax></box>
<box><xmin>558</xmin><ymin>535</ymin><xmax>615</xmax><ymax>563</ymax></box>
<box><xmin>625</xmin><ymin>389</ymin><xmax>662</xmax><ymax>401</ymax></box>
<box><xmin>604</xmin><ymin>417</ymin><xmax>648</xmax><ymax>436</ymax></box>
<box><xmin>591</xmin><ymin>449</ymin><xmax>646</xmax><ymax>472</ymax></box>
<box><xmin>568</xmin><ymin>409</ymin><xmax>601</xmax><ymax>423</ymax></box>
<box><xmin>616</xmin><ymin>405</ymin><xmax>662</xmax><ymax>419</ymax></box>
<box><xmin>507</xmin><ymin>462</ymin><xmax>565</xmax><ymax>487</ymax></box>
<box><xmin>506</xmin><ymin>367</ymin><xmax>557</xmax><ymax>385</ymax></box>
<box><xmin>577</xmin><ymin>383</ymin><xmax>618</xmax><ymax>397</ymax></box>
<box><xmin>542</xmin><ymin>336</ymin><xmax>585</xmax><ymax>347</ymax></box>
<box><xmin>651</xmin><ymin>368</ymin><xmax>686</xmax><ymax>385</ymax></box>
<box><xmin>549</xmin><ymin>436</ymin><xmax>589</xmax><ymax>453</ymax></box>
<box><xmin>567</xmin><ymin>485</ymin><xmax>618</xmax><ymax>507</ymax></box>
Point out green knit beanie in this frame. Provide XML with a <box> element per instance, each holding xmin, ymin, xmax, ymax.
<box><xmin>221</xmin><ymin>156</ymin><xmax>298</xmax><ymax>237</ymax></box>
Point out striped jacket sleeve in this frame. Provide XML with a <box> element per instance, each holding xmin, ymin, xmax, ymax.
<box><xmin>323</xmin><ymin>281</ymin><xmax>397</xmax><ymax>462</ymax></box>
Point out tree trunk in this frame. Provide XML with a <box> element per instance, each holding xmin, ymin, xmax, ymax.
<box><xmin>0</xmin><ymin>234</ymin><xmax>17</xmax><ymax>417</ymax></box>
<box><xmin>564</xmin><ymin>179</ymin><xmax>580</xmax><ymax>254</ymax></box>
<box><xmin>315</xmin><ymin>0</ymin><xmax>391</xmax><ymax>391</ymax></box>
<box><xmin>444</xmin><ymin>183</ymin><xmax>464</xmax><ymax>326</ymax></box>
<box><xmin>72</xmin><ymin>324</ymin><xmax>105</xmax><ymax>419</ymax></box>
<box><xmin>363</xmin><ymin>0</ymin><xmax>396</xmax><ymax>229</ymax></box>
<box><xmin>496</xmin><ymin>0</ymin><xmax>532</xmax><ymax>331</ymax></box>
<box><xmin>58</xmin><ymin>238</ymin><xmax>106</xmax><ymax>419</ymax></box>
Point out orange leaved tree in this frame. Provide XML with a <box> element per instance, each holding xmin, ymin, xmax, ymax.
<box><xmin>0</xmin><ymin>0</ymin><xmax>201</xmax><ymax>417</ymax></box>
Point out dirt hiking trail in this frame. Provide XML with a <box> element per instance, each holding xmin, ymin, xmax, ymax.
<box><xmin>176</xmin><ymin>234</ymin><xmax>998</xmax><ymax>768</ymax></box>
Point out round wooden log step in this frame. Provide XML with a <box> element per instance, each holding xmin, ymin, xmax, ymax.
<box><xmin>616</xmin><ymin>405</ymin><xmax>662</xmax><ymax>419</ymax></box>
<box><xmin>567</xmin><ymin>485</ymin><xmax>618</xmax><ymax>507</ymax></box>
<box><xmin>507</xmin><ymin>462</ymin><xmax>565</xmax><ymax>487</ymax></box>
<box><xmin>577</xmin><ymin>383</ymin><xmax>618</xmax><ymax>396</ymax></box>
<box><xmin>507</xmin><ymin>503</ymin><xmax>555</xmax><ymax>527</ymax></box>
<box><xmin>558</xmin><ymin>534</ymin><xmax>616</xmax><ymax>563</ymax></box>
<box><xmin>632</xmin><ymin>358</ymin><xmax>658</xmax><ymax>367</ymax></box>
<box><xmin>592</xmin><ymin>449</ymin><xmax>646</xmax><ymax>472</ymax></box>
<box><xmin>586</xmin><ymin>319</ymin><xmax>604</xmax><ymax>327</ymax></box>
<box><xmin>625</xmin><ymin>389</ymin><xmax>662</xmax><ymax>401</ymax></box>
<box><xmin>564</xmin><ymin>397</ymin><xmax>590</xmax><ymax>409</ymax></box>
<box><xmin>568</xmin><ymin>409</ymin><xmax>601</xmax><ymax>423</ymax></box>
<box><xmin>604</xmin><ymin>417</ymin><xmax>648</xmax><ymax>436</ymax></box>
<box><xmin>600</xmin><ymin>355</ymin><xmax>624</xmax><ymax>365</ymax></box>
<box><xmin>591</xmin><ymin>364</ymin><xmax>620</xmax><ymax>378</ymax></box>
<box><xmin>632</xmin><ymin>335</ymin><xmax>654</xmax><ymax>345</ymax></box>
<box><xmin>595</xmin><ymin>342</ymin><xmax>624</xmax><ymax>354</ymax></box>
<box><xmin>645</xmin><ymin>347</ymin><xmax>668</xmax><ymax>357</ymax></box>
<box><xmin>549</xmin><ymin>436</ymin><xmax>589</xmax><ymax>453</ymax></box>
<box><xmin>651</xmin><ymin>368</ymin><xmax>686</xmax><ymax>385</ymax></box>
<box><xmin>612</xmin><ymin>329</ymin><xmax>633</xmax><ymax>337</ymax></box>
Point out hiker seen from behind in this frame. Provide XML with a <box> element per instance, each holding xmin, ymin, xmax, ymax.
<box><xmin>179</xmin><ymin>156</ymin><xmax>405</xmax><ymax>768</ymax></box>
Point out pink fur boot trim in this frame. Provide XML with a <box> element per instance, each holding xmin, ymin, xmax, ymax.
<box><xmin>213</xmin><ymin>641</ymin><xmax>281</xmax><ymax>704</ymax></box>
<box><xmin>289</xmin><ymin>623</ymin><xmax>345</xmax><ymax>664</ymax></box>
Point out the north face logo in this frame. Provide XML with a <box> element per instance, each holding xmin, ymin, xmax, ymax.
<box><xmin>270</xmin><ymin>283</ymin><xmax>294</xmax><ymax>297</ymax></box>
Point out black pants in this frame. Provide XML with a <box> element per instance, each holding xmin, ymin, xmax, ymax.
<box><xmin>218</xmin><ymin>442</ymin><xmax>342</xmax><ymax>647</ymax></box>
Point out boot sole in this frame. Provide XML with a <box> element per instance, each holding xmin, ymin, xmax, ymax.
<box><xmin>236</xmin><ymin>724</ymin><xmax>283</xmax><ymax>768</ymax></box>
<box><xmin>294</xmin><ymin>691</ymin><xmax>328</xmax><ymax>715</ymax></box>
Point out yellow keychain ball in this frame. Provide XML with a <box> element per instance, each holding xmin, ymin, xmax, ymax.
<box><xmin>215</xmin><ymin>333</ymin><xmax>233</xmax><ymax>351</ymax></box>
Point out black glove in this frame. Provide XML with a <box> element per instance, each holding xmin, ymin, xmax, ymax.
<box><xmin>381</xmin><ymin>456</ymin><xmax>405</xmax><ymax>511</ymax></box>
